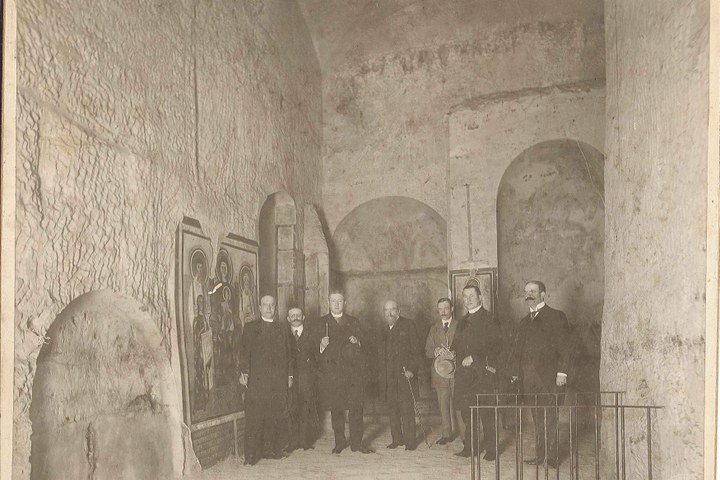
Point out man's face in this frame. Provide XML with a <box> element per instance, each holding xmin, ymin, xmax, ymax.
<box><xmin>288</xmin><ymin>308</ymin><xmax>304</xmax><ymax>327</ymax></box>
<box><xmin>462</xmin><ymin>288</ymin><xmax>481</xmax><ymax>312</ymax></box>
<box><xmin>197</xmin><ymin>262</ymin><xmax>205</xmax><ymax>278</ymax></box>
<box><xmin>383</xmin><ymin>301</ymin><xmax>399</xmax><ymax>326</ymax></box>
<box><xmin>437</xmin><ymin>301</ymin><xmax>453</xmax><ymax>321</ymax></box>
<box><xmin>243</xmin><ymin>274</ymin><xmax>250</xmax><ymax>290</ymax></box>
<box><xmin>524</xmin><ymin>283</ymin><xmax>545</xmax><ymax>309</ymax></box>
<box><xmin>260</xmin><ymin>296</ymin><xmax>276</xmax><ymax>319</ymax></box>
<box><xmin>329</xmin><ymin>293</ymin><xmax>345</xmax><ymax>316</ymax></box>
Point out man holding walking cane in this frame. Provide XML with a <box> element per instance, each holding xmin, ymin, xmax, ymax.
<box><xmin>378</xmin><ymin>300</ymin><xmax>422</xmax><ymax>451</ymax></box>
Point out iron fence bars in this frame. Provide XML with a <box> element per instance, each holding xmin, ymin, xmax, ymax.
<box><xmin>468</xmin><ymin>402</ymin><xmax>661</xmax><ymax>480</ymax></box>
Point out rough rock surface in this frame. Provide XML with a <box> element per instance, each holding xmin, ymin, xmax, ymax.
<box><xmin>15</xmin><ymin>0</ymin><xmax>321</xmax><ymax>478</ymax></box>
<box><xmin>600</xmin><ymin>0</ymin><xmax>708</xmax><ymax>477</ymax></box>
<box><xmin>30</xmin><ymin>290</ymin><xmax>185</xmax><ymax>479</ymax></box>
<box><xmin>298</xmin><ymin>0</ymin><xmax>605</xmax><ymax>234</ymax></box>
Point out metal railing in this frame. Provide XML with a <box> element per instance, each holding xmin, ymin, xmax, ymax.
<box><xmin>468</xmin><ymin>392</ymin><xmax>661</xmax><ymax>480</ymax></box>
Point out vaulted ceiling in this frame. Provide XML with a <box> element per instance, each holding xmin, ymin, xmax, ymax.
<box><xmin>297</xmin><ymin>0</ymin><xmax>604</xmax><ymax>70</ymax></box>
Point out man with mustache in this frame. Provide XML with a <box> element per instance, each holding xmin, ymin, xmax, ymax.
<box><xmin>425</xmin><ymin>297</ymin><xmax>462</xmax><ymax>445</ymax></box>
<box><xmin>510</xmin><ymin>281</ymin><xmax>573</xmax><ymax>469</ymax></box>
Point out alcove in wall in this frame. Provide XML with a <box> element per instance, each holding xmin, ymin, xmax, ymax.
<box><xmin>331</xmin><ymin>196</ymin><xmax>448</xmax><ymax>401</ymax></box>
<box><xmin>497</xmin><ymin>139</ymin><xmax>605</xmax><ymax>393</ymax></box>
<box><xmin>258</xmin><ymin>191</ymin><xmax>304</xmax><ymax>320</ymax></box>
<box><xmin>29</xmin><ymin>290</ymin><xmax>185</xmax><ymax>479</ymax></box>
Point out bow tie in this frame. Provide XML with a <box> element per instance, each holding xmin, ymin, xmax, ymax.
<box><xmin>443</xmin><ymin>322</ymin><xmax>449</xmax><ymax>332</ymax></box>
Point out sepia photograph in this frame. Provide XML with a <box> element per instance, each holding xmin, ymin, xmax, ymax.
<box><xmin>0</xmin><ymin>0</ymin><xmax>718</xmax><ymax>479</ymax></box>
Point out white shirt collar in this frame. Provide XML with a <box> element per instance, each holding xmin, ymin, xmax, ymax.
<box><xmin>292</xmin><ymin>325</ymin><xmax>304</xmax><ymax>335</ymax></box>
<box><xmin>530</xmin><ymin>302</ymin><xmax>546</xmax><ymax>313</ymax></box>
<box><xmin>261</xmin><ymin>317</ymin><xmax>274</xmax><ymax>323</ymax></box>
<box><xmin>441</xmin><ymin>318</ymin><xmax>452</xmax><ymax>326</ymax></box>
<box><xmin>468</xmin><ymin>305</ymin><xmax>482</xmax><ymax>314</ymax></box>
<box><xmin>331</xmin><ymin>312</ymin><xmax>343</xmax><ymax>319</ymax></box>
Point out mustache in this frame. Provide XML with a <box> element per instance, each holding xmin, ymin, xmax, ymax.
<box><xmin>525</xmin><ymin>297</ymin><xmax>535</xmax><ymax>301</ymax></box>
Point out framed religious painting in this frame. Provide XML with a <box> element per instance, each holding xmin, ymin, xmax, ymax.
<box><xmin>449</xmin><ymin>267</ymin><xmax>497</xmax><ymax>318</ymax></box>
<box><xmin>175</xmin><ymin>217</ymin><xmax>259</xmax><ymax>430</ymax></box>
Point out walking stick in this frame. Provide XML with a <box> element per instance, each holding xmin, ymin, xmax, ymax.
<box><xmin>403</xmin><ymin>367</ymin><xmax>431</xmax><ymax>448</ymax></box>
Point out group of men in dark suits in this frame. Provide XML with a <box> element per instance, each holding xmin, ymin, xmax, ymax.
<box><xmin>238</xmin><ymin>290</ymin><xmax>373</xmax><ymax>465</ymax></box>
<box><xmin>238</xmin><ymin>280</ymin><xmax>572</xmax><ymax>469</ymax></box>
<box><xmin>423</xmin><ymin>280</ymin><xmax>573</xmax><ymax>468</ymax></box>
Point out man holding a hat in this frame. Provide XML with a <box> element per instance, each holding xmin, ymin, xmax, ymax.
<box><xmin>425</xmin><ymin>297</ymin><xmax>462</xmax><ymax>446</ymax></box>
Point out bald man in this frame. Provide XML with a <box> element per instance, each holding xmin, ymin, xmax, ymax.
<box><xmin>238</xmin><ymin>295</ymin><xmax>294</xmax><ymax>465</ymax></box>
<box><xmin>378</xmin><ymin>300</ymin><xmax>421</xmax><ymax>450</ymax></box>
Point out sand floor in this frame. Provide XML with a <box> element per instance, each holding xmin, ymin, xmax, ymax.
<box><xmin>185</xmin><ymin>418</ymin><xmax>605</xmax><ymax>480</ymax></box>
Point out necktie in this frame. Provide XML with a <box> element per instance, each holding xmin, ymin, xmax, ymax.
<box><xmin>443</xmin><ymin>322</ymin><xmax>449</xmax><ymax>333</ymax></box>
<box><xmin>294</xmin><ymin>329</ymin><xmax>300</xmax><ymax>341</ymax></box>
<box><xmin>530</xmin><ymin>311</ymin><xmax>538</xmax><ymax>320</ymax></box>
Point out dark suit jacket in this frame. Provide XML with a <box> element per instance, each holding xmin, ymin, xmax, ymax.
<box><xmin>290</xmin><ymin>323</ymin><xmax>319</xmax><ymax>404</ymax></box>
<box><xmin>378</xmin><ymin>316</ymin><xmax>420</xmax><ymax>405</ymax></box>
<box><xmin>451</xmin><ymin>307</ymin><xmax>503</xmax><ymax>409</ymax></box>
<box><xmin>238</xmin><ymin>319</ymin><xmax>294</xmax><ymax>419</ymax></box>
<box><xmin>510</xmin><ymin>305</ymin><xmax>572</xmax><ymax>392</ymax></box>
<box><xmin>316</xmin><ymin>313</ymin><xmax>366</xmax><ymax>410</ymax></box>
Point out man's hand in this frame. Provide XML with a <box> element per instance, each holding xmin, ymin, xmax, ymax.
<box><xmin>434</xmin><ymin>346</ymin><xmax>443</xmax><ymax>357</ymax></box>
<box><xmin>404</xmin><ymin>369</ymin><xmax>414</xmax><ymax>379</ymax></box>
<box><xmin>511</xmin><ymin>375</ymin><xmax>519</xmax><ymax>383</ymax></box>
<box><xmin>239</xmin><ymin>373</ymin><xmax>248</xmax><ymax>387</ymax></box>
<box><xmin>288</xmin><ymin>376</ymin><xmax>294</xmax><ymax>388</ymax></box>
<box><xmin>556</xmin><ymin>373</ymin><xmax>567</xmax><ymax>387</ymax></box>
<box><xmin>461</xmin><ymin>355</ymin><xmax>473</xmax><ymax>367</ymax></box>
<box><xmin>349</xmin><ymin>335</ymin><xmax>359</xmax><ymax>345</ymax></box>
<box><xmin>320</xmin><ymin>336</ymin><xmax>330</xmax><ymax>350</ymax></box>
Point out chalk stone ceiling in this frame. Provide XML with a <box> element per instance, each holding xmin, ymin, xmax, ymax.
<box><xmin>297</xmin><ymin>0</ymin><xmax>605</xmax><ymax>70</ymax></box>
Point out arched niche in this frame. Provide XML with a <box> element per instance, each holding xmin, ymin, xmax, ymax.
<box><xmin>258</xmin><ymin>191</ymin><xmax>304</xmax><ymax>320</ymax></box>
<box><xmin>30</xmin><ymin>290</ymin><xmax>185</xmax><ymax>480</ymax></box>
<box><xmin>497</xmin><ymin>139</ymin><xmax>604</xmax><ymax>392</ymax></box>
<box><xmin>332</xmin><ymin>196</ymin><xmax>448</xmax><ymax>399</ymax></box>
<box><xmin>303</xmin><ymin>204</ymin><xmax>330</xmax><ymax>320</ymax></box>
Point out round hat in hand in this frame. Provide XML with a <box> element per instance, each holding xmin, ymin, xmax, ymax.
<box><xmin>433</xmin><ymin>355</ymin><xmax>456</xmax><ymax>379</ymax></box>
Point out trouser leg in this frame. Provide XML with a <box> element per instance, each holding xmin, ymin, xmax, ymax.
<box><xmin>480</xmin><ymin>408</ymin><xmax>497</xmax><ymax>455</ymax></box>
<box><xmin>331</xmin><ymin>409</ymin><xmax>346</xmax><ymax>446</ymax></box>
<box><xmin>388</xmin><ymin>403</ymin><xmax>403</xmax><ymax>443</ymax></box>
<box><xmin>244</xmin><ymin>414</ymin><xmax>265</xmax><ymax>461</ymax></box>
<box><xmin>436</xmin><ymin>387</ymin><xmax>452</xmax><ymax>438</ymax></box>
<box><xmin>401</xmin><ymin>399</ymin><xmax>416</xmax><ymax>447</ymax></box>
<box><xmin>348</xmin><ymin>407</ymin><xmax>364</xmax><ymax>449</ymax></box>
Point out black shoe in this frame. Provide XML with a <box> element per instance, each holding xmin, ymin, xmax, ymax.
<box><xmin>524</xmin><ymin>457</ymin><xmax>541</xmax><ymax>465</ymax></box>
<box><xmin>332</xmin><ymin>443</ymin><xmax>347</xmax><ymax>454</ymax></box>
<box><xmin>243</xmin><ymin>456</ymin><xmax>259</xmax><ymax>466</ymax></box>
<box><xmin>454</xmin><ymin>448</ymin><xmax>471</xmax><ymax>457</ymax></box>
<box><xmin>483</xmin><ymin>451</ymin><xmax>496</xmax><ymax>461</ymax></box>
<box><xmin>547</xmin><ymin>459</ymin><xmax>559</xmax><ymax>469</ymax></box>
<box><xmin>386</xmin><ymin>441</ymin><xmax>403</xmax><ymax>449</ymax></box>
<box><xmin>264</xmin><ymin>450</ymin><xmax>286</xmax><ymax>460</ymax></box>
<box><xmin>405</xmin><ymin>444</ymin><xmax>417</xmax><ymax>451</ymax></box>
<box><xmin>351</xmin><ymin>445</ymin><xmax>375</xmax><ymax>454</ymax></box>
<box><xmin>302</xmin><ymin>444</ymin><xmax>314</xmax><ymax>451</ymax></box>
<box><xmin>436</xmin><ymin>436</ymin><xmax>451</xmax><ymax>445</ymax></box>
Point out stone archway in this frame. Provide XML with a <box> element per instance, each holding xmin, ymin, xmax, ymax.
<box><xmin>29</xmin><ymin>290</ymin><xmax>185</xmax><ymax>480</ymax></box>
<box><xmin>497</xmin><ymin>138</ymin><xmax>605</xmax><ymax>393</ymax></box>
<box><xmin>331</xmin><ymin>196</ymin><xmax>448</xmax><ymax>401</ymax></box>
<box><xmin>258</xmin><ymin>191</ymin><xmax>304</xmax><ymax>320</ymax></box>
